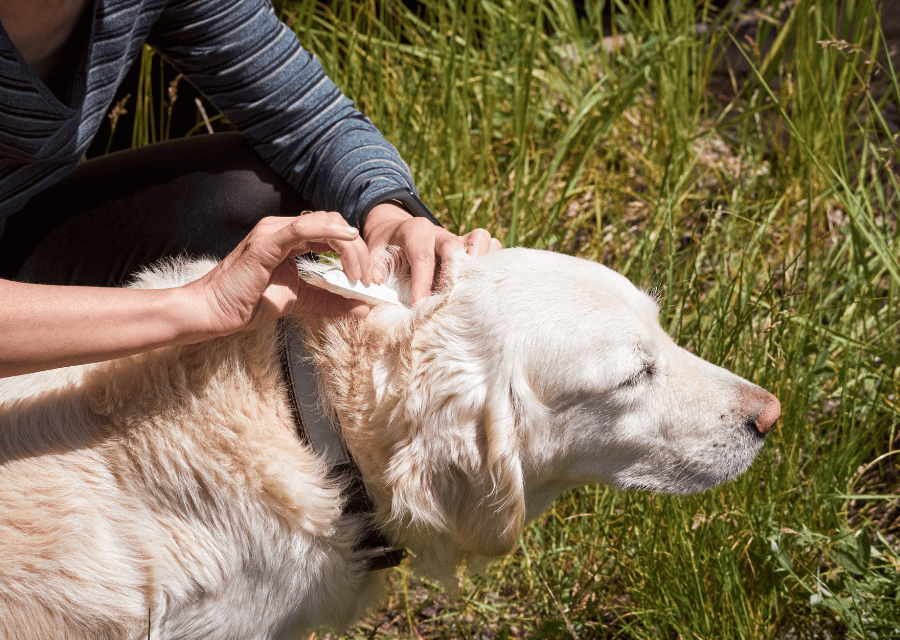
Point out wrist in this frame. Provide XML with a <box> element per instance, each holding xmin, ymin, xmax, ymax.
<box><xmin>164</xmin><ymin>285</ymin><xmax>219</xmax><ymax>345</ymax></box>
<box><xmin>362</xmin><ymin>202</ymin><xmax>412</xmax><ymax>245</ymax></box>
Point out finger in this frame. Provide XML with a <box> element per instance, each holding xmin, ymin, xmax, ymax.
<box><xmin>406</xmin><ymin>240</ymin><xmax>440</xmax><ymax>305</ymax></box>
<box><xmin>364</xmin><ymin>237</ymin><xmax>390</xmax><ymax>286</ymax></box>
<box><xmin>304</xmin><ymin>237</ymin><xmax>373</xmax><ymax>285</ymax></box>
<box><xmin>433</xmin><ymin>231</ymin><xmax>467</xmax><ymax>294</ymax></box>
<box><xmin>295</xmin><ymin>212</ymin><xmax>372</xmax><ymax>284</ymax></box>
<box><xmin>462</xmin><ymin>228</ymin><xmax>494</xmax><ymax>257</ymax></box>
<box><xmin>326</xmin><ymin>235</ymin><xmax>373</xmax><ymax>285</ymax></box>
<box><xmin>216</xmin><ymin>214</ymin><xmax>297</xmax><ymax>273</ymax></box>
<box><xmin>302</xmin><ymin>239</ymin><xmax>371</xmax><ymax>286</ymax></box>
<box><xmin>264</xmin><ymin>215</ymin><xmax>360</xmax><ymax>270</ymax></box>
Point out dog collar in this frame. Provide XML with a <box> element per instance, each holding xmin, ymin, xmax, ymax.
<box><xmin>277</xmin><ymin>319</ymin><xmax>405</xmax><ymax>571</ymax></box>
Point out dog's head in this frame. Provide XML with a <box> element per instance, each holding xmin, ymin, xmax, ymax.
<box><xmin>307</xmin><ymin>248</ymin><xmax>779</xmax><ymax>569</ymax></box>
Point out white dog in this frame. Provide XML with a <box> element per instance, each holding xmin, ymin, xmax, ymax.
<box><xmin>0</xmin><ymin>248</ymin><xmax>779</xmax><ymax>640</ymax></box>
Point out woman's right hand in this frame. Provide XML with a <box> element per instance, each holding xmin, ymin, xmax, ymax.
<box><xmin>179</xmin><ymin>211</ymin><xmax>375</xmax><ymax>342</ymax></box>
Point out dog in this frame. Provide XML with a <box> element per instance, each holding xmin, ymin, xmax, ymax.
<box><xmin>0</xmin><ymin>247</ymin><xmax>779</xmax><ymax>639</ymax></box>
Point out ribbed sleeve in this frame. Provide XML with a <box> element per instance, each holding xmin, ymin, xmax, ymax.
<box><xmin>148</xmin><ymin>0</ymin><xmax>417</xmax><ymax>229</ymax></box>
<box><xmin>0</xmin><ymin>0</ymin><xmax>418</xmax><ymax>229</ymax></box>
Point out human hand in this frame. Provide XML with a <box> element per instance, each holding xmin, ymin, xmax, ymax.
<box><xmin>363</xmin><ymin>202</ymin><xmax>502</xmax><ymax>305</ymax></box>
<box><xmin>181</xmin><ymin>211</ymin><xmax>374</xmax><ymax>340</ymax></box>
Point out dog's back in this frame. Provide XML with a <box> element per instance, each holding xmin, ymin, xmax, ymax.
<box><xmin>0</xmin><ymin>308</ymin><xmax>374</xmax><ymax>639</ymax></box>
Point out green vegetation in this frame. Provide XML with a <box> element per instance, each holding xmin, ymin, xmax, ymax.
<box><xmin>117</xmin><ymin>0</ymin><xmax>899</xmax><ymax>636</ymax></box>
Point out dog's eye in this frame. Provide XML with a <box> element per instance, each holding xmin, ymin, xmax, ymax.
<box><xmin>621</xmin><ymin>363</ymin><xmax>655</xmax><ymax>388</ymax></box>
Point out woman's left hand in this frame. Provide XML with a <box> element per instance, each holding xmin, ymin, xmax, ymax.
<box><xmin>363</xmin><ymin>202</ymin><xmax>502</xmax><ymax>305</ymax></box>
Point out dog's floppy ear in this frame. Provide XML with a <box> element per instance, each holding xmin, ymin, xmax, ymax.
<box><xmin>450</xmin><ymin>382</ymin><xmax>526</xmax><ymax>557</ymax></box>
<box><xmin>386</xmin><ymin>366</ymin><xmax>531</xmax><ymax>559</ymax></box>
<box><xmin>379</xmin><ymin>257</ymin><xmax>536</xmax><ymax>559</ymax></box>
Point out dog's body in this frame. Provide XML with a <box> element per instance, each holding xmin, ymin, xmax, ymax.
<box><xmin>0</xmin><ymin>248</ymin><xmax>779</xmax><ymax>639</ymax></box>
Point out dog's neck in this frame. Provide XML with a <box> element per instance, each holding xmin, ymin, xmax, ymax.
<box><xmin>298</xmin><ymin>286</ymin><xmax>538</xmax><ymax>582</ymax></box>
<box><xmin>278</xmin><ymin>318</ymin><xmax>405</xmax><ymax>571</ymax></box>
<box><xmin>296</xmin><ymin>311</ymin><xmax>409</xmax><ymax>514</ymax></box>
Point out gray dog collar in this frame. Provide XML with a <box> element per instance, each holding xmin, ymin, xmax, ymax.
<box><xmin>277</xmin><ymin>319</ymin><xmax>405</xmax><ymax>571</ymax></box>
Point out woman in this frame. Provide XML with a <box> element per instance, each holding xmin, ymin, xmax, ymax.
<box><xmin>0</xmin><ymin>0</ymin><xmax>499</xmax><ymax>378</ymax></box>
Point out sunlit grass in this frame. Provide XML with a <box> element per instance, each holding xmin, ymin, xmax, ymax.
<box><xmin>121</xmin><ymin>0</ymin><xmax>900</xmax><ymax>636</ymax></box>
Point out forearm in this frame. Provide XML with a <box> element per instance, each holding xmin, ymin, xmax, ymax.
<box><xmin>0</xmin><ymin>212</ymin><xmax>373</xmax><ymax>379</ymax></box>
<box><xmin>150</xmin><ymin>0</ymin><xmax>417</xmax><ymax>228</ymax></box>
<box><xmin>0</xmin><ymin>279</ymin><xmax>200</xmax><ymax>378</ymax></box>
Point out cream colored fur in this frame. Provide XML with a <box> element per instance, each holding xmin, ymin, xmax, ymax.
<box><xmin>0</xmin><ymin>249</ymin><xmax>778</xmax><ymax>639</ymax></box>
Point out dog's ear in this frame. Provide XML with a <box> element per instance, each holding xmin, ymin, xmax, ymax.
<box><xmin>450</xmin><ymin>385</ymin><xmax>526</xmax><ymax>557</ymax></box>
<box><xmin>386</xmin><ymin>370</ymin><xmax>530</xmax><ymax>559</ymax></box>
<box><xmin>380</xmin><ymin>266</ymin><xmax>536</xmax><ymax>559</ymax></box>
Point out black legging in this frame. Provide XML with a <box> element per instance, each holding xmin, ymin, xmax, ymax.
<box><xmin>0</xmin><ymin>133</ymin><xmax>314</xmax><ymax>287</ymax></box>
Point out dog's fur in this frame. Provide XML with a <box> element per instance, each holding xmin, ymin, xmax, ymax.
<box><xmin>0</xmin><ymin>248</ymin><xmax>779</xmax><ymax>640</ymax></box>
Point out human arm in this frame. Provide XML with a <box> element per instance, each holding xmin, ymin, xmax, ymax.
<box><xmin>147</xmin><ymin>0</ymin><xmax>417</xmax><ymax>229</ymax></box>
<box><xmin>0</xmin><ymin>212</ymin><xmax>372</xmax><ymax>378</ymax></box>
<box><xmin>147</xmin><ymin>0</ymin><xmax>501</xmax><ymax>298</ymax></box>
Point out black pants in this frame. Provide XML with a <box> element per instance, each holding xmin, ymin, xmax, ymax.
<box><xmin>0</xmin><ymin>133</ymin><xmax>313</xmax><ymax>287</ymax></box>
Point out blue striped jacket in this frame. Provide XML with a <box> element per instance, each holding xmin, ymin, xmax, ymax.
<box><xmin>0</xmin><ymin>0</ymin><xmax>417</xmax><ymax>229</ymax></box>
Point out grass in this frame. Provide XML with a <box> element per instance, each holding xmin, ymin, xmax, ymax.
<box><xmin>114</xmin><ymin>0</ymin><xmax>899</xmax><ymax>637</ymax></box>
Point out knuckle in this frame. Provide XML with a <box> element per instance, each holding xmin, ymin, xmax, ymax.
<box><xmin>403</xmin><ymin>216</ymin><xmax>434</xmax><ymax>235</ymax></box>
<box><xmin>289</xmin><ymin>218</ymin><xmax>306</xmax><ymax>233</ymax></box>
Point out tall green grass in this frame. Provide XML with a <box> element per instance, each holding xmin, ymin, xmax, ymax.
<box><xmin>121</xmin><ymin>0</ymin><xmax>899</xmax><ymax>636</ymax></box>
